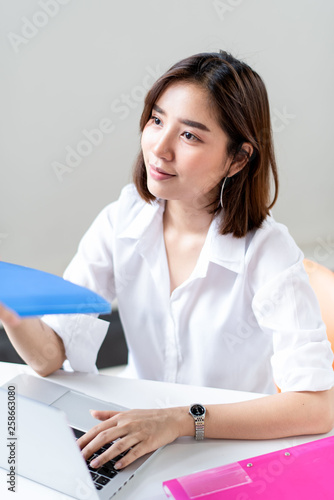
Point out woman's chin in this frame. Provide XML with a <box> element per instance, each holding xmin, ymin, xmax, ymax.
<box><xmin>146</xmin><ymin>179</ymin><xmax>170</xmax><ymax>200</ymax></box>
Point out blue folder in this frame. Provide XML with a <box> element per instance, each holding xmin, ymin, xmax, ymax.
<box><xmin>0</xmin><ymin>261</ymin><xmax>111</xmax><ymax>317</ymax></box>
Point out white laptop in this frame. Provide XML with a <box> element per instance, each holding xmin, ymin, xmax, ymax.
<box><xmin>0</xmin><ymin>374</ymin><xmax>157</xmax><ymax>499</ymax></box>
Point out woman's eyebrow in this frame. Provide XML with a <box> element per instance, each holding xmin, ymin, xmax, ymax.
<box><xmin>152</xmin><ymin>104</ymin><xmax>211</xmax><ymax>132</ymax></box>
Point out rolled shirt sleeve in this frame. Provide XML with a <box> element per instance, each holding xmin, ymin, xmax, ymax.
<box><xmin>252</xmin><ymin>260</ymin><xmax>334</xmax><ymax>392</ymax></box>
<box><xmin>42</xmin><ymin>313</ymin><xmax>109</xmax><ymax>372</ymax></box>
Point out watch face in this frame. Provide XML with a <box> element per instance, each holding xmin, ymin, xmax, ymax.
<box><xmin>191</xmin><ymin>404</ymin><xmax>205</xmax><ymax>416</ymax></box>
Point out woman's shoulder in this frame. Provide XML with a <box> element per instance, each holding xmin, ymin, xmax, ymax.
<box><xmin>245</xmin><ymin>214</ymin><xmax>304</xmax><ymax>286</ymax></box>
<box><xmin>252</xmin><ymin>215</ymin><xmax>301</xmax><ymax>254</ymax></box>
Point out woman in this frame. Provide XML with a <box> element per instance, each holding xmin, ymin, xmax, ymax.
<box><xmin>1</xmin><ymin>51</ymin><xmax>334</xmax><ymax>471</ymax></box>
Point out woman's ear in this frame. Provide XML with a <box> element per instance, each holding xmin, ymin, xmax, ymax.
<box><xmin>228</xmin><ymin>142</ymin><xmax>254</xmax><ymax>177</ymax></box>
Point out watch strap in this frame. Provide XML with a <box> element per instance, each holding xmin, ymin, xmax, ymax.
<box><xmin>189</xmin><ymin>404</ymin><xmax>206</xmax><ymax>440</ymax></box>
<box><xmin>194</xmin><ymin>415</ymin><xmax>205</xmax><ymax>440</ymax></box>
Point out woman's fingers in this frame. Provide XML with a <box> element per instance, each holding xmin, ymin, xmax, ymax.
<box><xmin>77</xmin><ymin>408</ymin><xmax>181</xmax><ymax>470</ymax></box>
<box><xmin>88</xmin><ymin>435</ymin><xmax>137</xmax><ymax>470</ymax></box>
<box><xmin>0</xmin><ymin>303</ymin><xmax>21</xmax><ymax>328</ymax></box>
<box><xmin>77</xmin><ymin>412</ymin><xmax>120</xmax><ymax>450</ymax></box>
<box><xmin>110</xmin><ymin>442</ymin><xmax>151</xmax><ymax>470</ymax></box>
<box><xmin>90</xmin><ymin>409</ymin><xmax>120</xmax><ymax>421</ymax></box>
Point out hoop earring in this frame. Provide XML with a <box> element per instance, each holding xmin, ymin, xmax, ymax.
<box><xmin>219</xmin><ymin>176</ymin><xmax>228</xmax><ymax>209</ymax></box>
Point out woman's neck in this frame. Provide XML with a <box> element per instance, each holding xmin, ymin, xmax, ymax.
<box><xmin>163</xmin><ymin>200</ymin><xmax>214</xmax><ymax>236</ymax></box>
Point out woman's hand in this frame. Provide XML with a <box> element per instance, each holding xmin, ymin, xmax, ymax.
<box><xmin>0</xmin><ymin>302</ymin><xmax>66</xmax><ymax>376</ymax></box>
<box><xmin>0</xmin><ymin>303</ymin><xmax>21</xmax><ymax>328</ymax></box>
<box><xmin>77</xmin><ymin>407</ymin><xmax>190</xmax><ymax>470</ymax></box>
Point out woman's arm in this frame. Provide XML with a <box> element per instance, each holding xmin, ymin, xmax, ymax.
<box><xmin>0</xmin><ymin>304</ymin><xmax>66</xmax><ymax>376</ymax></box>
<box><xmin>77</xmin><ymin>388</ymin><xmax>334</xmax><ymax>470</ymax></box>
<box><xmin>203</xmin><ymin>389</ymin><xmax>334</xmax><ymax>439</ymax></box>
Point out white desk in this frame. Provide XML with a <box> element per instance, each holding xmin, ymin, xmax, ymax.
<box><xmin>0</xmin><ymin>361</ymin><xmax>332</xmax><ymax>499</ymax></box>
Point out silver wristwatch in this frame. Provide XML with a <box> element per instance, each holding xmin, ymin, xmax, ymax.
<box><xmin>189</xmin><ymin>404</ymin><xmax>206</xmax><ymax>440</ymax></box>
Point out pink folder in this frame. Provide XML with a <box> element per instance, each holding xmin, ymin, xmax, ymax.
<box><xmin>163</xmin><ymin>435</ymin><xmax>334</xmax><ymax>499</ymax></box>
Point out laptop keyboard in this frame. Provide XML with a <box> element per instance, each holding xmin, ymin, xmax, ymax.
<box><xmin>72</xmin><ymin>427</ymin><xmax>128</xmax><ymax>491</ymax></box>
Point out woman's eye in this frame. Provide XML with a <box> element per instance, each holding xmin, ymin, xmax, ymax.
<box><xmin>183</xmin><ymin>131</ymin><xmax>198</xmax><ymax>142</ymax></box>
<box><xmin>152</xmin><ymin>116</ymin><xmax>161</xmax><ymax>126</ymax></box>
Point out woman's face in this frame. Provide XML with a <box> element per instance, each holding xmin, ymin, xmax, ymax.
<box><xmin>141</xmin><ymin>82</ymin><xmax>232</xmax><ymax>209</ymax></box>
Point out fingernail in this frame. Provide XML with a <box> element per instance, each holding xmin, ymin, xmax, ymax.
<box><xmin>90</xmin><ymin>459</ymin><xmax>100</xmax><ymax>468</ymax></box>
<box><xmin>114</xmin><ymin>461</ymin><xmax>122</xmax><ymax>470</ymax></box>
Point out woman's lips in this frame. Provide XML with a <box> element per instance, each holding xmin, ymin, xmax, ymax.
<box><xmin>149</xmin><ymin>164</ymin><xmax>176</xmax><ymax>181</ymax></box>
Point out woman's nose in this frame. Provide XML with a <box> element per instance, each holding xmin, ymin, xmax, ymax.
<box><xmin>152</xmin><ymin>131</ymin><xmax>174</xmax><ymax>161</ymax></box>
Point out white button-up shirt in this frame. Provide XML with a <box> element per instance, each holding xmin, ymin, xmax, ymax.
<box><xmin>43</xmin><ymin>184</ymin><xmax>334</xmax><ymax>394</ymax></box>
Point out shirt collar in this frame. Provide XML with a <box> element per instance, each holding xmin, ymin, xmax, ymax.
<box><xmin>117</xmin><ymin>200</ymin><xmax>245</xmax><ymax>275</ymax></box>
<box><xmin>206</xmin><ymin>217</ymin><xmax>246</xmax><ymax>274</ymax></box>
<box><xmin>117</xmin><ymin>198</ymin><xmax>165</xmax><ymax>242</ymax></box>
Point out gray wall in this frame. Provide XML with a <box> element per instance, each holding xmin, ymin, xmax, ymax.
<box><xmin>1</xmin><ymin>0</ymin><xmax>334</xmax><ymax>276</ymax></box>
